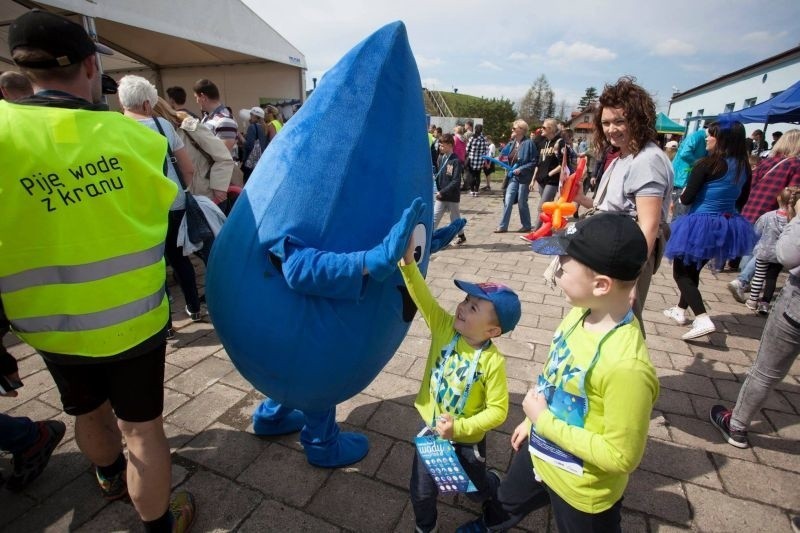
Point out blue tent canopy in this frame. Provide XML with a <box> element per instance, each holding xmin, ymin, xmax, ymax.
<box><xmin>720</xmin><ymin>79</ymin><xmax>800</xmax><ymax>124</ymax></box>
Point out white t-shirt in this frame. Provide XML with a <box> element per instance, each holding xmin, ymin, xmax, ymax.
<box><xmin>596</xmin><ymin>142</ymin><xmax>673</xmax><ymax>222</ymax></box>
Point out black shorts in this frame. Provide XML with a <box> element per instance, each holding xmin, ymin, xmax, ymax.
<box><xmin>44</xmin><ymin>342</ymin><xmax>166</xmax><ymax>422</ymax></box>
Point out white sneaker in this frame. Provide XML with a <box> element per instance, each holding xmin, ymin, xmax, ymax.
<box><xmin>663</xmin><ymin>306</ymin><xmax>689</xmax><ymax>326</ymax></box>
<box><xmin>682</xmin><ymin>316</ymin><xmax>715</xmax><ymax>340</ymax></box>
<box><xmin>727</xmin><ymin>280</ymin><xmax>746</xmax><ymax>303</ymax></box>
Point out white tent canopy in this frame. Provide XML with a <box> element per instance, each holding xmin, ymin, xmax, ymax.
<box><xmin>0</xmin><ymin>0</ymin><xmax>306</xmax><ymax>117</ymax></box>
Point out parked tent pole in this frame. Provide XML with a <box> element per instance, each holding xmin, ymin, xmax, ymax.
<box><xmin>81</xmin><ymin>15</ymin><xmax>106</xmax><ymax>104</ymax></box>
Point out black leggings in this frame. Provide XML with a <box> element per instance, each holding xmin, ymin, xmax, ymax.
<box><xmin>165</xmin><ymin>210</ymin><xmax>201</xmax><ymax>315</ymax></box>
<box><xmin>672</xmin><ymin>257</ymin><xmax>709</xmax><ymax>315</ymax></box>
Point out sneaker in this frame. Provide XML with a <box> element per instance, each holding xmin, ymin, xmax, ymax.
<box><xmin>709</xmin><ymin>405</ymin><xmax>749</xmax><ymax>448</ymax></box>
<box><xmin>727</xmin><ymin>279</ymin><xmax>746</xmax><ymax>303</ymax></box>
<box><xmin>757</xmin><ymin>301</ymin><xmax>769</xmax><ymax>316</ymax></box>
<box><xmin>6</xmin><ymin>420</ymin><xmax>66</xmax><ymax>492</ymax></box>
<box><xmin>95</xmin><ymin>463</ymin><xmax>128</xmax><ymax>501</ymax></box>
<box><xmin>681</xmin><ymin>316</ymin><xmax>715</xmax><ymax>340</ymax></box>
<box><xmin>663</xmin><ymin>306</ymin><xmax>689</xmax><ymax>326</ymax></box>
<box><xmin>493</xmin><ymin>228</ymin><xmax>507</xmax><ymax>233</ymax></box>
<box><xmin>745</xmin><ymin>300</ymin><xmax>758</xmax><ymax>312</ymax></box>
<box><xmin>455</xmin><ymin>234</ymin><xmax>467</xmax><ymax>245</ymax></box>
<box><xmin>792</xmin><ymin>515</ymin><xmax>800</xmax><ymax>533</ymax></box>
<box><xmin>185</xmin><ymin>305</ymin><xmax>202</xmax><ymax>322</ymax></box>
<box><xmin>515</xmin><ymin>227</ymin><xmax>532</xmax><ymax>233</ymax></box>
<box><xmin>518</xmin><ymin>234</ymin><xmax>534</xmax><ymax>243</ymax></box>
<box><xmin>166</xmin><ymin>328</ymin><xmax>176</xmax><ymax>340</ymax></box>
<box><xmin>170</xmin><ymin>491</ymin><xmax>196</xmax><ymax>533</ymax></box>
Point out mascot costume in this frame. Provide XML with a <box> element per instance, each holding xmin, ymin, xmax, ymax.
<box><xmin>206</xmin><ymin>22</ymin><xmax>464</xmax><ymax>468</ymax></box>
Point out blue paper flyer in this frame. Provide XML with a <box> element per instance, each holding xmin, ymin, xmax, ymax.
<box><xmin>414</xmin><ymin>436</ymin><xmax>478</xmax><ymax>494</ymax></box>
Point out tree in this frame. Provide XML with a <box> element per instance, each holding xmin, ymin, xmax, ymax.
<box><xmin>556</xmin><ymin>99</ymin><xmax>570</xmax><ymax>124</ymax></box>
<box><xmin>457</xmin><ymin>96</ymin><xmax>516</xmax><ymax>144</ymax></box>
<box><xmin>519</xmin><ymin>74</ymin><xmax>553</xmax><ymax>127</ymax></box>
<box><xmin>578</xmin><ymin>86</ymin><xmax>598</xmax><ymax>111</ymax></box>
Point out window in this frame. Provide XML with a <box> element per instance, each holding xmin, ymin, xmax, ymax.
<box><xmin>724</xmin><ymin>102</ymin><xmax>735</xmax><ymax>113</ymax></box>
<box><xmin>770</xmin><ymin>91</ymin><xmax>783</xmax><ymax>99</ymax></box>
<box><xmin>744</xmin><ymin>98</ymin><xmax>757</xmax><ymax>108</ymax></box>
<box><xmin>685</xmin><ymin>111</ymin><xmax>692</xmax><ymax>119</ymax></box>
<box><xmin>697</xmin><ymin>108</ymin><xmax>704</xmax><ymax>118</ymax></box>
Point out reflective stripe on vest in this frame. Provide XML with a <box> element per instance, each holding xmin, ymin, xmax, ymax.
<box><xmin>0</xmin><ymin>243</ymin><xmax>164</xmax><ymax>293</ymax></box>
<box><xmin>0</xmin><ymin>101</ymin><xmax>178</xmax><ymax>357</ymax></box>
<box><xmin>12</xmin><ymin>288</ymin><xmax>164</xmax><ymax>333</ymax></box>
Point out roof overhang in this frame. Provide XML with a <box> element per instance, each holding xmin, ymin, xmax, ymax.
<box><xmin>0</xmin><ymin>0</ymin><xmax>306</xmax><ymax>72</ymax></box>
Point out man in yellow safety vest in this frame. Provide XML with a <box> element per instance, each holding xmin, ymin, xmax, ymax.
<box><xmin>0</xmin><ymin>10</ymin><xmax>194</xmax><ymax>532</ymax></box>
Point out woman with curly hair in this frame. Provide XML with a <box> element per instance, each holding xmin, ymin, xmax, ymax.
<box><xmin>663</xmin><ymin>121</ymin><xmax>755</xmax><ymax>339</ymax></box>
<box><xmin>573</xmin><ymin>77</ymin><xmax>674</xmax><ymax>330</ymax></box>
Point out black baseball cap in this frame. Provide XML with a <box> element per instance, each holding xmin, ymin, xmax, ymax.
<box><xmin>9</xmin><ymin>10</ymin><xmax>113</xmax><ymax>69</ymax></box>
<box><xmin>532</xmin><ymin>213</ymin><xmax>648</xmax><ymax>281</ymax></box>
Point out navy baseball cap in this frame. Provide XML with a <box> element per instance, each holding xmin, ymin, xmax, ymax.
<box><xmin>453</xmin><ymin>280</ymin><xmax>521</xmax><ymax>333</ymax></box>
<box><xmin>532</xmin><ymin>212</ymin><xmax>647</xmax><ymax>281</ymax></box>
<box><xmin>9</xmin><ymin>10</ymin><xmax>113</xmax><ymax>69</ymax></box>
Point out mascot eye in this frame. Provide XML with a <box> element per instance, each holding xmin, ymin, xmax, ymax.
<box><xmin>411</xmin><ymin>223</ymin><xmax>427</xmax><ymax>263</ymax></box>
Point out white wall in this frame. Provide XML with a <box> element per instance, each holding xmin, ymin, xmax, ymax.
<box><xmin>428</xmin><ymin>116</ymin><xmax>483</xmax><ymax>133</ymax></box>
<box><xmin>106</xmin><ymin>62</ymin><xmax>303</xmax><ymax>126</ymax></box>
<box><xmin>668</xmin><ymin>55</ymin><xmax>800</xmax><ymax>136</ymax></box>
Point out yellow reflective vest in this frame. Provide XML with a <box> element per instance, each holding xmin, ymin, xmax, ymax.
<box><xmin>0</xmin><ymin>101</ymin><xmax>178</xmax><ymax>357</ymax></box>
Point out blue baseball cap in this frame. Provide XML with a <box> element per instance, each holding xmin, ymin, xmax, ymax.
<box><xmin>453</xmin><ymin>280</ymin><xmax>521</xmax><ymax>333</ymax></box>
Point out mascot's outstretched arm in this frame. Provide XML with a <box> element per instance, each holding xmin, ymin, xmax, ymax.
<box><xmin>430</xmin><ymin>218</ymin><xmax>467</xmax><ymax>253</ymax></box>
<box><xmin>270</xmin><ymin>198</ymin><xmax>425</xmax><ymax>299</ymax></box>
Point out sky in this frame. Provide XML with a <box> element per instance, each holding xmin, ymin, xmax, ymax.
<box><xmin>243</xmin><ymin>0</ymin><xmax>800</xmax><ymax>114</ymax></box>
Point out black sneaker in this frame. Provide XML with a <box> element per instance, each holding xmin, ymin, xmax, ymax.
<box><xmin>6</xmin><ymin>420</ymin><xmax>66</xmax><ymax>492</ymax></box>
<box><xmin>95</xmin><ymin>462</ymin><xmax>128</xmax><ymax>501</ymax></box>
<box><xmin>455</xmin><ymin>234</ymin><xmax>467</xmax><ymax>245</ymax></box>
<box><xmin>709</xmin><ymin>405</ymin><xmax>749</xmax><ymax>448</ymax></box>
<box><xmin>185</xmin><ymin>305</ymin><xmax>202</xmax><ymax>322</ymax></box>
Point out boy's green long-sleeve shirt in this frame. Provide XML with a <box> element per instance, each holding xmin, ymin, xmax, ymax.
<box><xmin>530</xmin><ymin>306</ymin><xmax>659</xmax><ymax>513</ymax></box>
<box><xmin>400</xmin><ymin>263</ymin><xmax>508</xmax><ymax>443</ymax></box>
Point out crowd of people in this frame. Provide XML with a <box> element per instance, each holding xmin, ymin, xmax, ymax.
<box><xmin>1</xmin><ymin>10</ymin><xmax>799</xmax><ymax>533</ymax></box>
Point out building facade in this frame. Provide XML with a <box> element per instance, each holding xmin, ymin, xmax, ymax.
<box><xmin>668</xmin><ymin>46</ymin><xmax>800</xmax><ymax>136</ymax></box>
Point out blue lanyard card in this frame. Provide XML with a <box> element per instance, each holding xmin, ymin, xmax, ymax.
<box><xmin>414</xmin><ymin>435</ymin><xmax>478</xmax><ymax>494</ymax></box>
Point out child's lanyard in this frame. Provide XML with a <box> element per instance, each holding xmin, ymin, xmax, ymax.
<box><xmin>430</xmin><ymin>333</ymin><xmax>489</xmax><ymax>428</ymax></box>
<box><xmin>435</xmin><ymin>154</ymin><xmax>452</xmax><ymax>180</ymax></box>
<box><xmin>538</xmin><ymin>309</ymin><xmax>635</xmax><ymax>402</ymax></box>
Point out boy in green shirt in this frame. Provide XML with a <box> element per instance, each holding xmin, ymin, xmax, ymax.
<box><xmin>461</xmin><ymin>213</ymin><xmax>659</xmax><ymax>533</ymax></box>
<box><xmin>399</xmin><ymin>239</ymin><xmax>521</xmax><ymax>533</ymax></box>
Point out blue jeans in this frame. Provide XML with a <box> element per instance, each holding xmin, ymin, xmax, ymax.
<box><xmin>0</xmin><ymin>414</ymin><xmax>38</xmax><ymax>454</ymax></box>
<box><xmin>498</xmin><ymin>178</ymin><xmax>531</xmax><ymax>230</ymax></box>
<box><xmin>732</xmin><ymin>277</ymin><xmax>800</xmax><ymax>429</ymax></box>
<box><xmin>737</xmin><ymin>255</ymin><xmax>756</xmax><ymax>284</ymax></box>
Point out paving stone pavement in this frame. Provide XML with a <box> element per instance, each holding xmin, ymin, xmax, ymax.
<box><xmin>2</xmin><ymin>188</ymin><xmax>799</xmax><ymax>532</ymax></box>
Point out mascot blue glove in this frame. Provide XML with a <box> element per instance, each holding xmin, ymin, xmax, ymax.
<box><xmin>365</xmin><ymin>198</ymin><xmax>424</xmax><ymax>280</ymax></box>
<box><xmin>206</xmin><ymin>22</ymin><xmax>441</xmax><ymax>468</ymax></box>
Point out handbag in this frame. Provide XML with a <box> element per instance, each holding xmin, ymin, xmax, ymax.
<box><xmin>243</xmin><ymin>124</ymin><xmax>265</xmax><ymax>170</ymax></box>
<box><xmin>153</xmin><ymin>118</ymin><xmax>213</xmax><ymax>245</ymax></box>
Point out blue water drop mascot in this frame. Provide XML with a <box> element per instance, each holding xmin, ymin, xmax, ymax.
<box><xmin>205</xmin><ymin>21</ymin><xmax>465</xmax><ymax>468</ymax></box>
